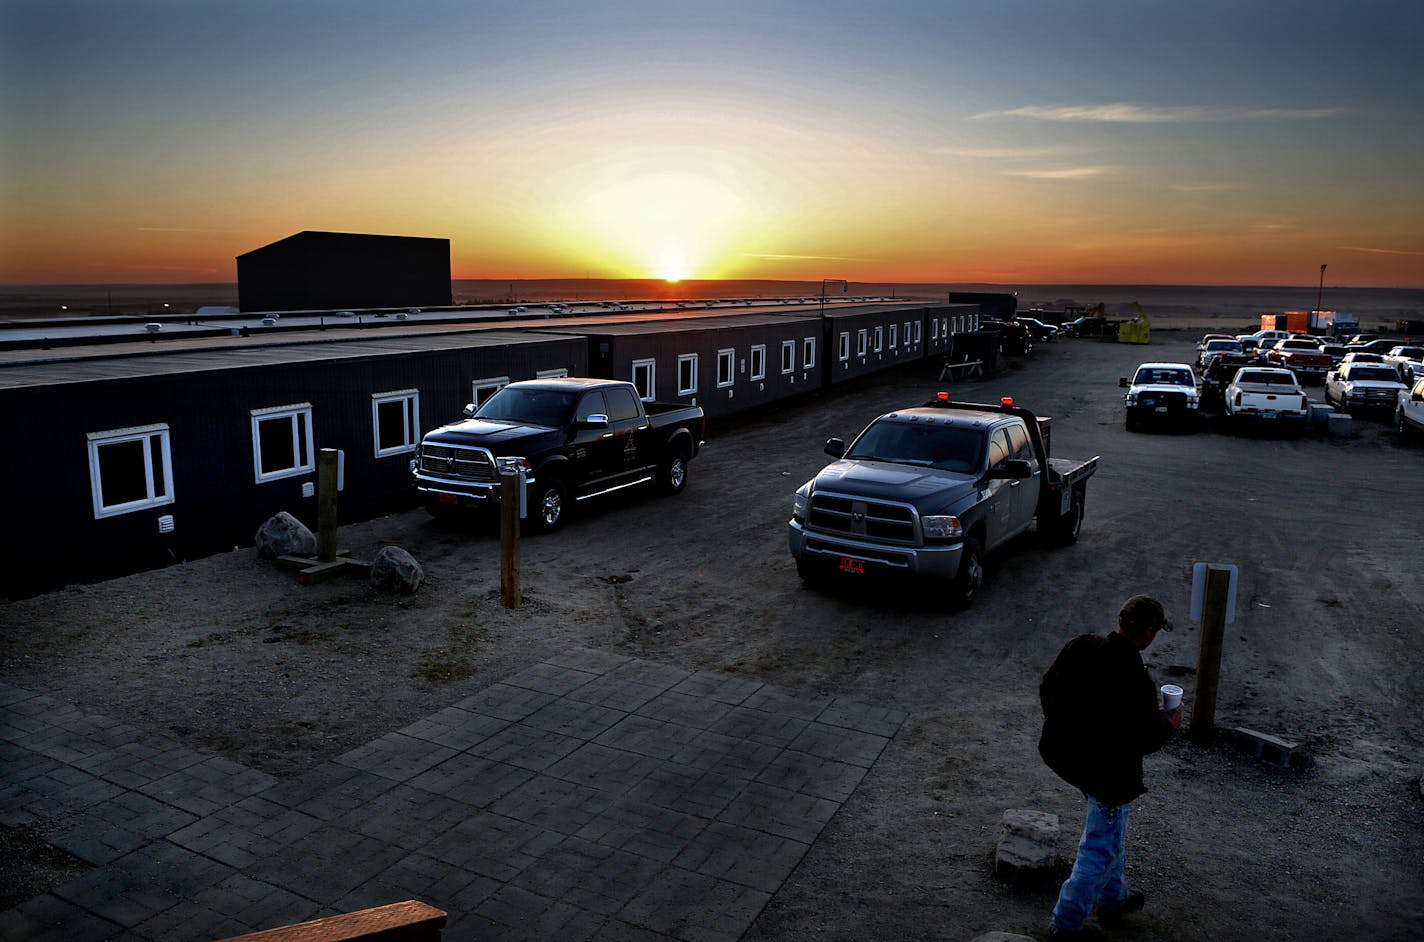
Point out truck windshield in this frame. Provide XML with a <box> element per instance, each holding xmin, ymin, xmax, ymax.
<box><xmin>475</xmin><ymin>387</ymin><xmax>579</xmax><ymax>426</ymax></box>
<box><xmin>1349</xmin><ymin>368</ymin><xmax>1400</xmax><ymax>383</ymax></box>
<box><xmin>846</xmin><ymin>421</ymin><xmax>986</xmax><ymax>473</ymax></box>
<box><xmin>1134</xmin><ymin>368</ymin><xmax>1194</xmax><ymax>386</ymax></box>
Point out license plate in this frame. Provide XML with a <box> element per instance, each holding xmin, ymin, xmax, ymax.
<box><xmin>1154</xmin><ymin>406</ymin><xmax>1168</xmax><ymax>413</ymax></box>
<box><xmin>1260</xmin><ymin>411</ymin><xmax>1276</xmax><ymax>419</ymax></box>
<box><xmin>437</xmin><ymin>493</ymin><xmax>459</xmax><ymax>505</ymax></box>
<box><xmin>1141</xmin><ymin>399</ymin><xmax>1155</xmax><ymax>407</ymax></box>
<box><xmin>838</xmin><ymin>557</ymin><xmax>866</xmax><ymax>574</ymax></box>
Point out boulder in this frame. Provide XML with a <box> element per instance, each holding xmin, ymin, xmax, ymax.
<box><xmin>254</xmin><ymin>512</ymin><xmax>316</xmax><ymax>560</ymax></box>
<box><xmin>370</xmin><ymin>546</ymin><xmax>423</xmax><ymax>594</ymax></box>
<box><xmin>994</xmin><ymin>808</ymin><xmax>1059</xmax><ymax>882</ymax></box>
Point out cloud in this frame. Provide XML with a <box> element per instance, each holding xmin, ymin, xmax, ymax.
<box><xmin>931</xmin><ymin>144</ymin><xmax>1084</xmax><ymax>159</ymax></box>
<box><xmin>1001</xmin><ymin>167</ymin><xmax>1111</xmax><ymax>180</ymax></box>
<box><xmin>742</xmin><ymin>253</ymin><xmax>857</xmax><ymax>261</ymax></box>
<box><xmin>1341</xmin><ymin>245</ymin><xmax>1424</xmax><ymax>257</ymax></box>
<box><xmin>973</xmin><ymin>103</ymin><xmax>1347</xmax><ymax>123</ymax></box>
<box><xmin>1170</xmin><ymin>182</ymin><xmax>1244</xmax><ymax>192</ymax></box>
<box><xmin>137</xmin><ymin>227</ymin><xmax>239</xmax><ymax>234</ymax></box>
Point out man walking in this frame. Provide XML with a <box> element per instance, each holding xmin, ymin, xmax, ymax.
<box><xmin>1039</xmin><ymin>595</ymin><xmax>1183</xmax><ymax>939</ymax></box>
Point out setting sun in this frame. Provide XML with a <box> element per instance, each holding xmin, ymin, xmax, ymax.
<box><xmin>657</xmin><ymin>244</ymin><xmax>688</xmax><ymax>282</ymax></box>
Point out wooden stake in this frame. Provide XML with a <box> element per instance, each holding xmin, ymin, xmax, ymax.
<box><xmin>499</xmin><ymin>466</ymin><xmax>521</xmax><ymax>608</ymax></box>
<box><xmin>1190</xmin><ymin>564</ymin><xmax>1232</xmax><ymax>743</ymax></box>
<box><xmin>317</xmin><ymin>448</ymin><xmax>339</xmax><ymax>563</ymax></box>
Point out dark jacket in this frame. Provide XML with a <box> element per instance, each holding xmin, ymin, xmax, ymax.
<box><xmin>1038</xmin><ymin>631</ymin><xmax>1173</xmax><ymax>804</ymax></box>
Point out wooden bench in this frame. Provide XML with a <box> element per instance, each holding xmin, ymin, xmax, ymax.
<box><xmin>218</xmin><ymin>900</ymin><xmax>447</xmax><ymax>942</ymax></box>
<box><xmin>938</xmin><ymin>359</ymin><xmax>985</xmax><ymax>381</ymax></box>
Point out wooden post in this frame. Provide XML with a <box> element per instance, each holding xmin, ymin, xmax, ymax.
<box><xmin>499</xmin><ymin>465</ymin><xmax>521</xmax><ymax>608</ymax></box>
<box><xmin>1190</xmin><ymin>564</ymin><xmax>1232</xmax><ymax>744</ymax></box>
<box><xmin>316</xmin><ymin>448</ymin><xmax>339</xmax><ymax>563</ymax></box>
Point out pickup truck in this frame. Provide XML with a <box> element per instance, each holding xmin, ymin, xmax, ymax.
<box><xmin>1223</xmin><ymin>367</ymin><xmax>1310</xmax><ymax>433</ymax></box>
<box><xmin>1120</xmin><ymin>362</ymin><xmax>1200</xmax><ymax>431</ymax></box>
<box><xmin>1324</xmin><ymin>363</ymin><xmax>1409</xmax><ymax>413</ymax></box>
<box><xmin>788</xmin><ymin>395</ymin><xmax>1099</xmax><ymax>608</ymax></box>
<box><xmin>413</xmin><ymin>378</ymin><xmax>704</xmax><ymax>531</ymax></box>
<box><xmin>1264</xmin><ymin>339</ymin><xmax>1333</xmax><ymax>383</ymax></box>
<box><xmin>1397</xmin><ymin>376</ymin><xmax>1424</xmax><ymax>437</ymax></box>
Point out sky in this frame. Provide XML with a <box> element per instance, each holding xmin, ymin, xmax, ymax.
<box><xmin>2</xmin><ymin>0</ymin><xmax>1422</xmax><ymax>287</ymax></box>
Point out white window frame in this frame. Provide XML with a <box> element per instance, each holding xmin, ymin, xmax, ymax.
<box><xmin>677</xmin><ymin>353</ymin><xmax>699</xmax><ymax>395</ymax></box>
<box><xmin>889</xmin><ymin>323</ymin><xmax>898</xmax><ymax>349</ymax></box>
<box><xmin>472</xmin><ymin>376</ymin><xmax>509</xmax><ymax>408</ymax></box>
<box><xmin>780</xmin><ymin>339</ymin><xmax>796</xmax><ymax>374</ymax></box>
<box><xmin>716</xmin><ymin>348</ymin><xmax>735</xmax><ymax>388</ymax></box>
<box><xmin>750</xmin><ymin>344</ymin><xmax>767</xmax><ymax>381</ymax></box>
<box><xmin>857</xmin><ymin>329</ymin><xmax>868</xmax><ymax>357</ymax></box>
<box><xmin>802</xmin><ymin>337</ymin><xmax>816</xmax><ymax>369</ymax></box>
<box><xmin>371</xmin><ymin>389</ymin><xmax>420</xmax><ymax>458</ymax></box>
<box><xmin>931</xmin><ymin>319</ymin><xmax>939</xmax><ymax>341</ymax></box>
<box><xmin>874</xmin><ymin>326</ymin><xmax>884</xmax><ymax>353</ymax></box>
<box><xmin>632</xmin><ymin>358</ymin><xmax>656</xmax><ymax>401</ymax></box>
<box><xmin>536</xmin><ymin>367</ymin><xmax>569</xmax><ymax>379</ymax></box>
<box><xmin>838</xmin><ymin>332</ymin><xmax>850</xmax><ymax>362</ymax></box>
<box><xmin>904</xmin><ymin>321</ymin><xmax>912</xmax><ymax>345</ymax></box>
<box><xmin>87</xmin><ymin>423</ymin><xmax>175</xmax><ymax>519</ymax></box>
<box><xmin>251</xmin><ymin>403</ymin><xmax>315</xmax><ymax>484</ymax></box>
<box><xmin>914</xmin><ymin>321</ymin><xmax>922</xmax><ymax>343</ymax></box>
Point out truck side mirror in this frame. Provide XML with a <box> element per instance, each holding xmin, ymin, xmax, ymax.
<box><xmin>579</xmin><ymin>413</ymin><xmax>610</xmax><ymax>428</ymax></box>
<box><xmin>824</xmin><ymin>438</ymin><xmax>846</xmax><ymax>458</ymax></box>
<box><xmin>1118</xmin><ymin>377</ymin><xmax>1128</xmax><ymax>388</ymax></box>
<box><xmin>462</xmin><ymin>402</ymin><xmax>477</xmax><ymax>418</ymax></box>
<box><xmin>987</xmin><ymin>458</ymin><xmax>1033</xmax><ymax>480</ymax></box>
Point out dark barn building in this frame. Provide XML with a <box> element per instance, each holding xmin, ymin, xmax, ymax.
<box><xmin>237</xmin><ymin>231</ymin><xmax>453</xmax><ymax>313</ymax></box>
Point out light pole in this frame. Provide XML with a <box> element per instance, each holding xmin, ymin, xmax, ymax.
<box><xmin>819</xmin><ymin>279</ymin><xmax>848</xmax><ymax>320</ymax></box>
<box><xmin>1315</xmin><ymin>263</ymin><xmax>1327</xmax><ymax>314</ymax></box>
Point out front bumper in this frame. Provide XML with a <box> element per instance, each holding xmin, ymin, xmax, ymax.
<box><xmin>788</xmin><ymin>520</ymin><xmax>963</xmax><ymax>578</ymax></box>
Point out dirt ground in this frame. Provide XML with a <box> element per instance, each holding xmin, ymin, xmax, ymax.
<box><xmin>3</xmin><ymin>323</ymin><xmax>1421</xmax><ymax>941</ymax></box>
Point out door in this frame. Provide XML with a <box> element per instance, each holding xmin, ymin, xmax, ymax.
<box><xmin>981</xmin><ymin>428</ymin><xmax>1013</xmax><ymax>548</ymax></box>
<box><xmin>1005</xmin><ymin>421</ymin><xmax>1040</xmax><ymax>533</ymax></box>
<box><xmin>572</xmin><ymin>390</ymin><xmax>618</xmax><ymax>486</ymax></box>
<box><xmin>600</xmin><ymin>384</ymin><xmax>650</xmax><ymax>478</ymax></box>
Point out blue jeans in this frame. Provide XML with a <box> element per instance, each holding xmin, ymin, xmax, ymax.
<box><xmin>1051</xmin><ymin>794</ymin><xmax>1132</xmax><ymax>931</ymax></box>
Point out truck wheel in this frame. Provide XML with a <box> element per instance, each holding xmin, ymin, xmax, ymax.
<box><xmin>527</xmin><ymin>477</ymin><xmax>568</xmax><ymax>533</ymax></box>
<box><xmin>1399</xmin><ymin>407</ymin><xmax>1412</xmax><ymax>437</ymax></box>
<box><xmin>1049</xmin><ymin>490</ymin><xmax>1084</xmax><ymax>545</ymax></box>
<box><xmin>1125</xmin><ymin>413</ymin><xmax>1137</xmax><ymax>432</ymax></box>
<box><xmin>947</xmin><ymin>537</ymin><xmax>984</xmax><ymax>609</ymax></box>
<box><xmin>657</xmin><ymin>450</ymin><xmax>690</xmax><ymax>495</ymax></box>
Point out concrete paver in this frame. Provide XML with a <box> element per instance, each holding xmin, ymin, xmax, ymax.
<box><xmin>0</xmin><ymin>652</ymin><xmax>905</xmax><ymax>940</ymax></box>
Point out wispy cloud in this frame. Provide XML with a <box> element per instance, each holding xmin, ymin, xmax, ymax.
<box><xmin>931</xmin><ymin>144</ymin><xmax>1084</xmax><ymax>159</ymax></box>
<box><xmin>1001</xmin><ymin>167</ymin><xmax>1111</xmax><ymax>180</ymax></box>
<box><xmin>1249</xmin><ymin>220</ymin><xmax>1297</xmax><ymax>232</ymax></box>
<box><xmin>1171</xmin><ymin>182</ymin><xmax>1244</xmax><ymax>192</ymax></box>
<box><xmin>742</xmin><ymin>253</ymin><xmax>857</xmax><ymax>261</ymax></box>
<box><xmin>973</xmin><ymin>103</ymin><xmax>1347</xmax><ymax>123</ymax></box>
<box><xmin>137</xmin><ymin>227</ymin><xmax>238</xmax><ymax>234</ymax></box>
<box><xmin>1342</xmin><ymin>245</ymin><xmax>1424</xmax><ymax>257</ymax></box>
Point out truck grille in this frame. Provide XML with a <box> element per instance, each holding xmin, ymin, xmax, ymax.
<box><xmin>418</xmin><ymin>444</ymin><xmax>497</xmax><ymax>483</ymax></box>
<box><xmin>808</xmin><ymin>493</ymin><xmax>918</xmax><ymax>544</ymax></box>
<box><xmin>1350</xmin><ymin>387</ymin><xmax>1398</xmax><ymax>406</ymax></box>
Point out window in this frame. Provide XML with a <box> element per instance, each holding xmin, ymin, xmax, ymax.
<box><xmin>889</xmin><ymin>324</ymin><xmax>898</xmax><ymax>349</ymax></box>
<box><xmin>632</xmin><ymin>359</ymin><xmax>656</xmax><ymax>400</ymax></box>
<box><xmin>371</xmin><ymin>389</ymin><xmax>420</xmax><ymax>458</ymax></box>
<box><xmin>750</xmin><ymin>344</ymin><xmax>767</xmax><ymax>380</ymax></box>
<box><xmin>857</xmin><ymin>329</ymin><xmax>868</xmax><ymax>356</ymax></box>
<box><xmin>904</xmin><ymin>322</ymin><xmax>912</xmax><ymax>344</ymax></box>
<box><xmin>251</xmin><ymin>403</ymin><xmax>314</xmax><ymax>483</ymax></box>
<box><xmin>988</xmin><ymin>429</ymin><xmax>1011</xmax><ymax>467</ymax></box>
<box><xmin>914</xmin><ymin>321</ymin><xmax>922</xmax><ymax>344</ymax></box>
<box><xmin>472</xmin><ymin>376</ymin><xmax>509</xmax><ymax>408</ymax></box>
<box><xmin>87</xmin><ymin>424</ymin><xmax>174</xmax><ymax>519</ymax></box>
<box><xmin>781</xmin><ymin>340</ymin><xmax>795</xmax><ymax>374</ymax></box>
<box><xmin>603</xmin><ymin>385</ymin><xmax>642</xmax><ymax>421</ymax></box>
<box><xmin>717</xmin><ymin>348</ymin><xmax>735</xmax><ymax>388</ymax></box>
<box><xmin>931</xmin><ymin>319</ymin><xmax>939</xmax><ymax>341</ymax></box>
<box><xmin>576</xmin><ymin>391</ymin><xmax>607</xmax><ymax>422</ymax></box>
<box><xmin>802</xmin><ymin>337</ymin><xmax>816</xmax><ymax>369</ymax></box>
<box><xmin>874</xmin><ymin>326</ymin><xmax>884</xmax><ymax>353</ymax></box>
<box><xmin>1006</xmin><ymin>423</ymin><xmax>1033</xmax><ymax>461</ymax></box>
<box><xmin>838</xmin><ymin>332</ymin><xmax>850</xmax><ymax>362</ymax></box>
<box><xmin>536</xmin><ymin>367</ymin><xmax>569</xmax><ymax>379</ymax></box>
<box><xmin>678</xmin><ymin>354</ymin><xmax>698</xmax><ymax>395</ymax></box>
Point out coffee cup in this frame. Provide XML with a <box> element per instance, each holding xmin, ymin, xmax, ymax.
<box><xmin>1161</xmin><ymin>684</ymin><xmax>1183</xmax><ymax>711</ymax></box>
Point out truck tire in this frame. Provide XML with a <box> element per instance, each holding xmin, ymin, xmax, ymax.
<box><xmin>1125</xmin><ymin>413</ymin><xmax>1137</xmax><ymax>432</ymax></box>
<box><xmin>657</xmin><ymin>449</ymin><xmax>690</xmax><ymax>495</ymax></box>
<box><xmin>947</xmin><ymin>537</ymin><xmax>984</xmax><ymax>609</ymax></box>
<box><xmin>527</xmin><ymin>476</ymin><xmax>568</xmax><ymax>533</ymax></box>
<box><xmin>1048</xmin><ymin>489</ymin><xmax>1084</xmax><ymax>545</ymax></box>
<box><xmin>1399</xmin><ymin>407</ymin><xmax>1412</xmax><ymax>437</ymax></box>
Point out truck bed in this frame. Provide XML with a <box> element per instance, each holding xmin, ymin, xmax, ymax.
<box><xmin>1047</xmin><ymin>455</ymin><xmax>1097</xmax><ymax>486</ymax></box>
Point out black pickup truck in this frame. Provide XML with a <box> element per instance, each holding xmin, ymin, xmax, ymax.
<box><xmin>413</xmin><ymin>378</ymin><xmax>704</xmax><ymax>531</ymax></box>
<box><xmin>788</xmin><ymin>396</ymin><xmax>1098</xmax><ymax>608</ymax></box>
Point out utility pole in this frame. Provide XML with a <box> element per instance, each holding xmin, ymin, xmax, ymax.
<box><xmin>1315</xmin><ymin>263</ymin><xmax>1327</xmax><ymax>313</ymax></box>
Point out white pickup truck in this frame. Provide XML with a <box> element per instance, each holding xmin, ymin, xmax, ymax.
<box><xmin>1325</xmin><ymin>362</ymin><xmax>1409</xmax><ymax>413</ymax></box>
<box><xmin>1223</xmin><ymin>367</ymin><xmax>1310</xmax><ymax>432</ymax></box>
<box><xmin>1397</xmin><ymin>376</ymin><xmax>1424</xmax><ymax>437</ymax></box>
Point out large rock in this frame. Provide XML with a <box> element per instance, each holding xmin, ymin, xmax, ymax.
<box><xmin>254</xmin><ymin>512</ymin><xmax>316</xmax><ymax>560</ymax></box>
<box><xmin>370</xmin><ymin>546</ymin><xmax>423</xmax><ymax>594</ymax></box>
<box><xmin>994</xmin><ymin>808</ymin><xmax>1059</xmax><ymax>882</ymax></box>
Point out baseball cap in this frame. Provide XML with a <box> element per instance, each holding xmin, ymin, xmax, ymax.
<box><xmin>1119</xmin><ymin>594</ymin><xmax>1172</xmax><ymax>633</ymax></box>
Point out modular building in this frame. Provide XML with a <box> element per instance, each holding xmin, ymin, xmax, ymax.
<box><xmin>237</xmin><ymin>231</ymin><xmax>453</xmax><ymax>313</ymax></box>
<box><xmin>0</xmin><ymin>330</ymin><xmax>586</xmax><ymax>597</ymax></box>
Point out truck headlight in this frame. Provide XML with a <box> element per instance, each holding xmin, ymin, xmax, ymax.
<box><xmin>1124</xmin><ymin>394</ymin><xmax>1138</xmax><ymax>406</ymax></box>
<box><xmin>792</xmin><ymin>490</ymin><xmax>809</xmax><ymax>522</ymax></box>
<box><xmin>922</xmin><ymin>515</ymin><xmax>963</xmax><ymax>539</ymax></box>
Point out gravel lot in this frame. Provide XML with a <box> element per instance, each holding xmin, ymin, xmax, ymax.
<box><xmin>4</xmin><ymin>327</ymin><xmax>1421</xmax><ymax>940</ymax></box>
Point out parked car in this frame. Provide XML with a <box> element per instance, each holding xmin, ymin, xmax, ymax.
<box><xmin>1223</xmin><ymin>367</ymin><xmax>1310</xmax><ymax>434</ymax></box>
<box><xmin>788</xmin><ymin>396</ymin><xmax>1098</xmax><ymax>607</ymax></box>
<box><xmin>1345</xmin><ymin>338</ymin><xmax>1409</xmax><ymax>355</ymax></box>
<box><xmin>1197</xmin><ymin>333</ymin><xmax>1236</xmax><ymax>351</ymax></box>
<box><xmin>413</xmin><ymin>378</ymin><xmax>704</xmax><ymax>531</ymax></box>
<box><xmin>1197</xmin><ymin>338</ymin><xmax>1245</xmax><ymax>371</ymax></box>
<box><xmin>1397</xmin><ymin>377</ymin><xmax>1424</xmax><ymax>437</ymax></box>
<box><xmin>1120</xmin><ymin>362</ymin><xmax>1200</xmax><ymax>431</ymax></box>
<box><xmin>1199</xmin><ymin>354</ymin><xmax>1257</xmax><ymax>411</ymax></box>
<box><xmin>1237</xmin><ymin>329</ymin><xmax>1293</xmax><ymax>350</ymax></box>
<box><xmin>1318</xmin><ymin>342</ymin><xmax>1348</xmax><ymax>364</ymax></box>
<box><xmin>1263</xmin><ymin>338</ymin><xmax>1334</xmax><ymax>384</ymax></box>
<box><xmin>1324</xmin><ymin>363</ymin><xmax>1409</xmax><ymax>413</ymax></box>
<box><xmin>1062</xmin><ymin>316</ymin><xmax>1121</xmax><ymax>339</ymax></box>
<box><xmin>980</xmin><ymin>319</ymin><xmax>1035</xmax><ymax>356</ymax></box>
<box><xmin>1013</xmin><ymin>316</ymin><xmax>1060</xmax><ymax>342</ymax></box>
<box><xmin>1384</xmin><ymin>346</ymin><xmax>1424</xmax><ymax>383</ymax></box>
